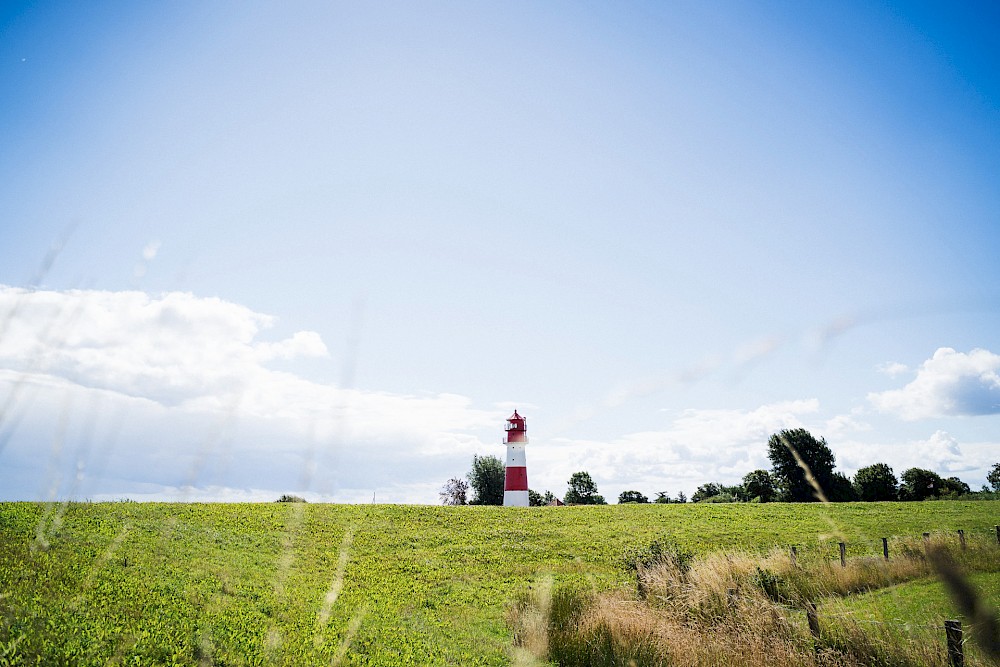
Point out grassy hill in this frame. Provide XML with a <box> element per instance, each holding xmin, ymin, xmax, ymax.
<box><xmin>1</xmin><ymin>501</ymin><xmax>998</xmax><ymax>665</ymax></box>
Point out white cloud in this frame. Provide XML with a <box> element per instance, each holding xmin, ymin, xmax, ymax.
<box><xmin>0</xmin><ymin>286</ymin><xmax>499</xmax><ymax>502</ymax></box>
<box><xmin>134</xmin><ymin>240</ymin><xmax>162</xmax><ymax>278</ymax></box>
<box><xmin>833</xmin><ymin>429</ymin><xmax>996</xmax><ymax>483</ymax></box>
<box><xmin>141</xmin><ymin>240</ymin><xmax>161</xmax><ymax>261</ymax></box>
<box><xmin>877</xmin><ymin>362</ymin><xmax>909</xmax><ymax>377</ymax></box>
<box><xmin>868</xmin><ymin>347</ymin><xmax>1000</xmax><ymax>420</ymax></box>
<box><xmin>667</xmin><ymin>400</ymin><xmax>819</xmax><ymax>450</ymax></box>
<box><xmin>916</xmin><ymin>430</ymin><xmax>964</xmax><ymax>471</ymax></box>
<box><xmin>254</xmin><ymin>331</ymin><xmax>328</xmax><ymax>361</ymax></box>
<box><xmin>823</xmin><ymin>413</ymin><xmax>871</xmax><ymax>437</ymax></box>
<box><xmin>0</xmin><ymin>287</ymin><xmax>274</xmax><ymax>404</ymax></box>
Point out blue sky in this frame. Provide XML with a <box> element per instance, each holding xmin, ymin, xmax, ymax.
<box><xmin>2</xmin><ymin>1</ymin><xmax>998</xmax><ymax>503</ymax></box>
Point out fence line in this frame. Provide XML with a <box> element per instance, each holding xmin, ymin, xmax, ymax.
<box><xmin>783</xmin><ymin>526</ymin><xmax>1000</xmax><ymax>566</ymax></box>
<box><xmin>776</xmin><ymin>531</ymin><xmax>996</xmax><ymax>667</ymax></box>
<box><xmin>774</xmin><ymin>600</ymin><xmax>970</xmax><ymax>634</ymax></box>
<box><xmin>797</xmin><ymin>599</ymin><xmax>969</xmax><ymax>666</ymax></box>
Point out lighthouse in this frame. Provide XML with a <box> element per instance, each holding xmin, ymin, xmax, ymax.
<box><xmin>503</xmin><ymin>410</ymin><xmax>529</xmax><ymax>507</ymax></box>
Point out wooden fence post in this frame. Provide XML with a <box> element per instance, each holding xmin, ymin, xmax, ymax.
<box><xmin>839</xmin><ymin>542</ymin><xmax>846</xmax><ymax>568</ymax></box>
<box><xmin>790</xmin><ymin>545</ymin><xmax>797</xmax><ymax>567</ymax></box>
<box><xmin>945</xmin><ymin>620</ymin><xmax>963</xmax><ymax>667</ymax></box>
<box><xmin>957</xmin><ymin>529</ymin><xmax>966</xmax><ymax>551</ymax></box>
<box><xmin>806</xmin><ymin>601</ymin><xmax>820</xmax><ymax>639</ymax></box>
<box><xmin>882</xmin><ymin>537</ymin><xmax>889</xmax><ymax>561</ymax></box>
<box><xmin>923</xmin><ymin>532</ymin><xmax>931</xmax><ymax>542</ymax></box>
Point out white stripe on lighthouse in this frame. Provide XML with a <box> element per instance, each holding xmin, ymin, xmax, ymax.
<box><xmin>506</xmin><ymin>446</ymin><xmax>526</xmax><ymax>468</ymax></box>
<box><xmin>504</xmin><ymin>489</ymin><xmax>529</xmax><ymax>507</ymax></box>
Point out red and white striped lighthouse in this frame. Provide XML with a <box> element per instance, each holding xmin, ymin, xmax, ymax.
<box><xmin>503</xmin><ymin>410</ymin><xmax>529</xmax><ymax>507</ymax></box>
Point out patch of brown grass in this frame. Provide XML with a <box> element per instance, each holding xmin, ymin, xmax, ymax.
<box><xmin>510</xmin><ymin>538</ymin><xmax>1000</xmax><ymax>667</ymax></box>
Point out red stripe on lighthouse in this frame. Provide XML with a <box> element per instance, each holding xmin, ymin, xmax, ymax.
<box><xmin>504</xmin><ymin>466</ymin><xmax>528</xmax><ymax>491</ymax></box>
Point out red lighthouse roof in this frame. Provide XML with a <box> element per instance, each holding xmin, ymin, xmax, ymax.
<box><xmin>505</xmin><ymin>410</ymin><xmax>527</xmax><ymax>442</ymax></box>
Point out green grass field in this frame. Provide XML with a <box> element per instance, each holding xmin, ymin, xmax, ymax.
<box><xmin>823</xmin><ymin>572</ymin><xmax>1000</xmax><ymax>626</ymax></box>
<box><xmin>820</xmin><ymin>571</ymin><xmax>1000</xmax><ymax>664</ymax></box>
<box><xmin>1</xmin><ymin>501</ymin><xmax>998</xmax><ymax>666</ymax></box>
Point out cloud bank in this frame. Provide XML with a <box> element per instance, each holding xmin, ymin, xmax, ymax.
<box><xmin>2</xmin><ymin>287</ymin><xmax>997</xmax><ymax>502</ymax></box>
<box><xmin>0</xmin><ymin>286</ymin><xmax>497</xmax><ymax>502</ymax></box>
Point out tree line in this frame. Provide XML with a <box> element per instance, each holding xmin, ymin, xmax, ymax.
<box><xmin>441</xmin><ymin>428</ymin><xmax>1000</xmax><ymax>506</ymax></box>
<box><xmin>440</xmin><ymin>456</ymin><xmax>609</xmax><ymax>506</ymax></box>
<box><xmin>683</xmin><ymin>428</ymin><xmax>998</xmax><ymax>504</ymax></box>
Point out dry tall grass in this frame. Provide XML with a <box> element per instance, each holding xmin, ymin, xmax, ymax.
<box><xmin>508</xmin><ymin>537</ymin><xmax>1000</xmax><ymax>667</ymax></box>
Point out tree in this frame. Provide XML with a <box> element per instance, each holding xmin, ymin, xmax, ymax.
<box><xmin>439</xmin><ymin>477</ymin><xmax>468</xmax><ymax>505</ymax></box>
<box><xmin>468</xmin><ymin>455</ymin><xmax>505</xmax><ymax>505</ymax></box>
<box><xmin>691</xmin><ymin>483</ymin><xmax>723</xmax><ymax>503</ymax></box>
<box><xmin>618</xmin><ymin>490</ymin><xmax>649</xmax><ymax>504</ymax></box>
<box><xmin>988</xmin><ymin>463</ymin><xmax>1000</xmax><ymax>492</ymax></box>
<box><xmin>853</xmin><ymin>463</ymin><xmax>898</xmax><ymax>501</ymax></box>
<box><xmin>828</xmin><ymin>472</ymin><xmax>859</xmax><ymax>502</ymax></box>
<box><xmin>942</xmin><ymin>476</ymin><xmax>971</xmax><ymax>497</ymax></box>
<box><xmin>653</xmin><ymin>490</ymin><xmax>687</xmax><ymax>504</ymax></box>
<box><xmin>767</xmin><ymin>428</ymin><xmax>837</xmax><ymax>502</ymax></box>
<box><xmin>565</xmin><ymin>472</ymin><xmax>606</xmax><ymax>505</ymax></box>
<box><xmin>722</xmin><ymin>483</ymin><xmax>746</xmax><ymax>501</ymax></box>
<box><xmin>742</xmin><ymin>469</ymin><xmax>776</xmax><ymax>503</ymax></box>
<box><xmin>529</xmin><ymin>489</ymin><xmax>559</xmax><ymax>506</ymax></box>
<box><xmin>899</xmin><ymin>468</ymin><xmax>943</xmax><ymax>501</ymax></box>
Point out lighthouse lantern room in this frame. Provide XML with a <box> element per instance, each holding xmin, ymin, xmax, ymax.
<box><xmin>503</xmin><ymin>410</ymin><xmax>529</xmax><ymax>507</ymax></box>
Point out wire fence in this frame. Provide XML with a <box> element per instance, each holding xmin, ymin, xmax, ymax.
<box><xmin>782</xmin><ymin>526</ymin><xmax>1000</xmax><ymax>564</ymax></box>
<box><xmin>774</xmin><ymin>530</ymin><xmax>999</xmax><ymax>667</ymax></box>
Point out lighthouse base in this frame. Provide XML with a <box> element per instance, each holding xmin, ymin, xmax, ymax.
<box><xmin>504</xmin><ymin>489</ymin><xmax>529</xmax><ymax>507</ymax></box>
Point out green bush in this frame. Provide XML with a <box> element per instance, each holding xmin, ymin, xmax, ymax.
<box><xmin>623</xmin><ymin>538</ymin><xmax>694</xmax><ymax>575</ymax></box>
